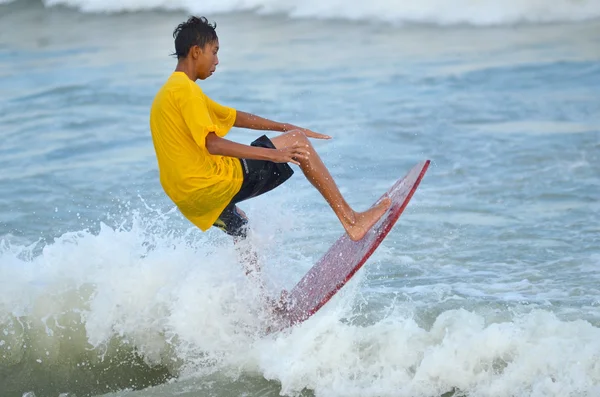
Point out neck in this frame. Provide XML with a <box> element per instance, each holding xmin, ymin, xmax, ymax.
<box><xmin>175</xmin><ymin>59</ymin><xmax>197</xmax><ymax>81</ymax></box>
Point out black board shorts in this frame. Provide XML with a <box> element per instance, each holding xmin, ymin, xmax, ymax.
<box><xmin>213</xmin><ymin>135</ymin><xmax>294</xmax><ymax>238</ymax></box>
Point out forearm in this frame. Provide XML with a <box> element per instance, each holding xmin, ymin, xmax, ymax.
<box><xmin>205</xmin><ymin>132</ymin><xmax>274</xmax><ymax>161</ymax></box>
<box><xmin>234</xmin><ymin>110</ymin><xmax>296</xmax><ymax>132</ymax></box>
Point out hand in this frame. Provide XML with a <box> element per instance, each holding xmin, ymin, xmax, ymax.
<box><xmin>269</xmin><ymin>143</ymin><xmax>310</xmax><ymax>166</ymax></box>
<box><xmin>283</xmin><ymin>124</ymin><xmax>332</xmax><ymax>140</ymax></box>
<box><xmin>300</xmin><ymin>128</ymin><xmax>331</xmax><ymax>140</ymax></box>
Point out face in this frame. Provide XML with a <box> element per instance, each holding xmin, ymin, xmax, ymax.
<box><xmin>193</xmin><ymin>39</ymin><xmax>219</xmax><ymax>80</ymax></box>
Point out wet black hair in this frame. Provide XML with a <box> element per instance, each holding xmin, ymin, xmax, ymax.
<box><xmin>171</xmin><ymin>16</ymin><xmax>218</xmax><ymax>59</ymax></box>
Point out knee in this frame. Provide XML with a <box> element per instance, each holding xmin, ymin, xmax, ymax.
<box><xmin>287</xmin><ymin>129</ymin><xmax>311</xmax><ymax>146</ymax></box>
<box><xmin>280</xmin><ymin>130</ymin><xmax>315</xmax><ymax>164</ymax></box>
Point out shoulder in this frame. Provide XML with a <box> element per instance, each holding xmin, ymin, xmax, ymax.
<box><xmin>165</xmin><ymin>74</ymin><xmax>206</xmax><ymax>104</ymax></box>
<box><xmin>165</xmin><ymin>73</ymin><xmax>193</xmax><ymax>92</ymax></box>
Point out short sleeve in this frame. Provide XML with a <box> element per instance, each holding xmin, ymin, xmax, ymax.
<box><xmin>204</xmin><ymin>95</ymin><xmax>237</xmax><ymax>137</ymax></box>
<box><xmin>178</xmin><ymin>88</ymin><xmax>219</xmax><ymax>149</ymax></box>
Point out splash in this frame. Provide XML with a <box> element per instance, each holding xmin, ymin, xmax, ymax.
<box><xmin>1</xmin><ymin>207</ymin><xmax>600</xmax><ymax>396</ymax></box>
<box><xmin>0</xmin><ymin>209</ymin><xmax>276</xmax><ymax>396</ymax></box>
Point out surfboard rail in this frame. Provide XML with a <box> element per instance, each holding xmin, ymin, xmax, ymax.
<box><xmin>272</xmin><ymin>160</ymin><xmax>430</xmax><ymax>332</ymax></box>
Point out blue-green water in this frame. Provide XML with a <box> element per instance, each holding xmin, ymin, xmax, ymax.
<box><xmin>1</xmin><ymin>1</ymin><xmax>599</xmax><ymax>396</ymax></box>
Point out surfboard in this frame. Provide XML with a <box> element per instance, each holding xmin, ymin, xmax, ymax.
<box><xmin>270</xmin><ymin>160</ymin><xmax>430</xmax><ymax>332</ymax></box>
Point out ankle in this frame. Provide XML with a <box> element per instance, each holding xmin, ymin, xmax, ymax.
<box><xmin>340</xmin><ymin>209</ymin><xmax>357</xmax><ymax>226</ymax></box>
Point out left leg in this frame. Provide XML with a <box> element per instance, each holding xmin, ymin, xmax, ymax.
<box><xmin>270</xmin><ymin>130</ymin><xmax>391</xmax><ymax>241</ymax></box>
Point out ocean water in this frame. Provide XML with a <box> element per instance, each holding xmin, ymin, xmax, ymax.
<box><xmin>1</xmin><ymin>0</ymin><xmax>600</xmax><ymax>396</ymax></box>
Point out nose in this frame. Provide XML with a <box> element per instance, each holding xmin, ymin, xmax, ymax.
<box><xmin>215</xmin><ymin>55</ymin><xmax>219</xmax><ymax>66</ymax></box>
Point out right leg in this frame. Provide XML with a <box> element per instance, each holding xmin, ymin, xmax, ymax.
<box><xmin>270</xmin><ymin>130</ymin><xmax>391</xmax><ymax>241</ymax></box>
<box><xmin>217</xmin><ymin>206</ymin><xmax>288</xmax><ymax>312</ymax></box>
<box><xmin>213</xmin><ymin>204</ymin><xmax>262</xmax><ymax>276</ymax></box>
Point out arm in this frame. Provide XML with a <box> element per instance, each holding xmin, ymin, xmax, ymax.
<box><xmin>233</xmin><ymin>110</ymin><xmax>332</xmax><ymax>140</ymax></box>
<box><xmin>205</xmin><ymin>132</ymin><xmax>308</xmax><ymax>165</ymax></box>
<box><xmin>233</xmin><ymin>110</ymin><xmax>296</xmax><ymax>132</ymax></box>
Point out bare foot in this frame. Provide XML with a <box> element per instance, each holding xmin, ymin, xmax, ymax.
<box><xmin>343</xmin><ymin>197</ymin><xmax>392</xmax><ymax>241</ymax></box>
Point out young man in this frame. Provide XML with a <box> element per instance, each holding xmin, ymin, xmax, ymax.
<box><xmin>149</xmin><ymin>16</ymin><xmax>391</xmax><ymax>251</ymax></box>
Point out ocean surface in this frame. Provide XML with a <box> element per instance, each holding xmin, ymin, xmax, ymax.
<box><xmin>1</xmin><ymin>0</ymin><xmax>599</xmax><ymax>396</ymax></box>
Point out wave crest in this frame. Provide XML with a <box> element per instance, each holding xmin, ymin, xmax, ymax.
<box><xmin>3</xmin><ymin>0</ymin><xmax>600</xmax><ymax>26</ymax></box>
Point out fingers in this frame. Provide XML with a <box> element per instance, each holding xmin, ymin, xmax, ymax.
<box><xmin>304</xmin><ymin>129</ymin><xmax>332</xmax><ymax>140</ymax></box>
<box><xmin>273</xmin><ymin>148</ymin><xmax>301</xmax><ymax>166</ymax></box>
<box><xmin>312</xmin><ymin>132</ymin><xmax>332</xmax><ymax>140</ymax></box>
<box><xmin>274</xmin><ymin>144</ymin><xmax>311</xmax><ymax>166</ymax></box>
<box><xmin>290</xmin><ymin>145</ymin><xmax>310</xmax><ymax>164</ymax></box>
<box><xmin>290</xmin><ymin>144</ymin><xmax>310</xmax><ymax>158</ymax></box>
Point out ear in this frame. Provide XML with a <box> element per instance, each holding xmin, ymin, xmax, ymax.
<box><xmin>190</xmin><ymin>45</ymin><xmax>200</xmax><ymax>59</ymax></box>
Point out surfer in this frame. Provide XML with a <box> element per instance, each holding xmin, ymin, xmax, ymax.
<box><xmin>149</xmin><ymin>16</ymin><xmax>391</xmax><ymax>271</ymax></box>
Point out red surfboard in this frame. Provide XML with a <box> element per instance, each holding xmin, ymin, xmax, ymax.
<box><xmin>271</xmin><ymin>160</ymin><xmax>430</xmax><ymax>332</ymax></box>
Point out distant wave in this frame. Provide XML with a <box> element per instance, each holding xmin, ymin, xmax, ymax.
<box><xmin>2</xmin><ymin>0</ymin><xmax>600</xmax><ymax>26</ymax></box>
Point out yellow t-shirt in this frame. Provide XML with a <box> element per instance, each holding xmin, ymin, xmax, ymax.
<box><xmin>149</xmin><ymin>71</ymin><xmax>243</xmax><ymax>231</ymax></box>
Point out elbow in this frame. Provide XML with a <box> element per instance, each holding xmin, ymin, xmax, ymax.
<box><xmin>205</xmin><ymin>132</ymin><xmax>220</xmax><ymax>155</ymax></box>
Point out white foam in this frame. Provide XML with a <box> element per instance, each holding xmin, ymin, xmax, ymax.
<box><xmin>2</xmin><ymin>212</ymin><xmax>600</xmax><ymax>396</ymax></box>
<box><xmin>4</xmin><ymin>0</ymin><xmax>600</xmax><ymax>25</ymax></box>
<box><xmin>0</xmin><ymin>214</ymin><xmax>268</xmax><ymax>376</ymax></box>
<box><xmin>253</xmin><ymin>308</ymin><xmax>600</xmax><ymax>396</ymax></box>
